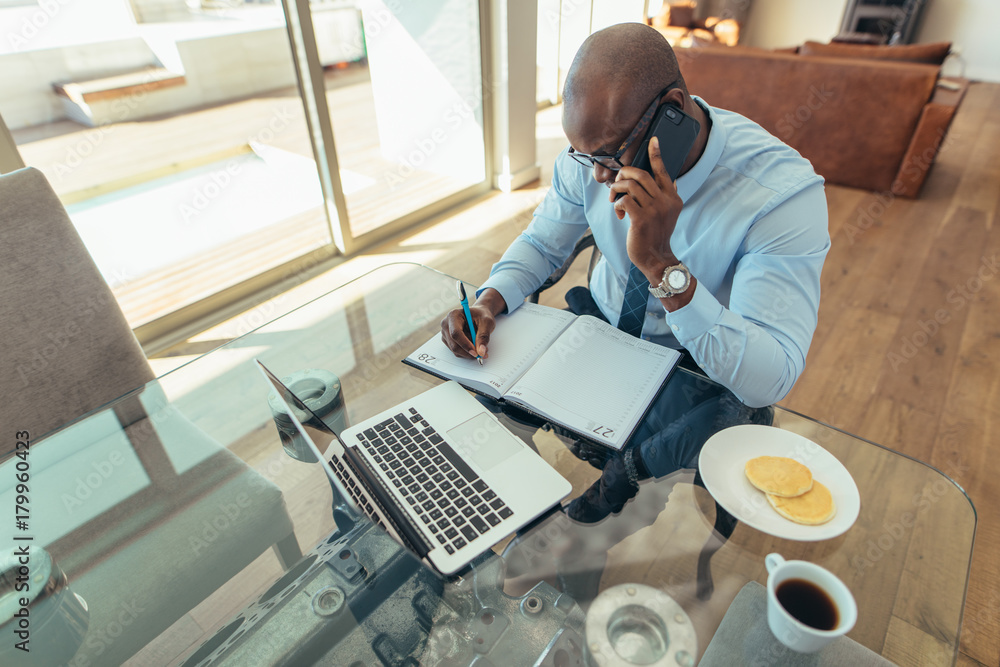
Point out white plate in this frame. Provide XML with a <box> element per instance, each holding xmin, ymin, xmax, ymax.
<box><xmin>698</xmin><ymin>424</ymin><xmax>861</xmax><ymax>541</ymax></box>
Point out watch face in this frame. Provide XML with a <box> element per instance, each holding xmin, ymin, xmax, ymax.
<box><xmin>667</xmin><ymin>268</ymin><xmax>688</xmax><ymax>290</ymax></box>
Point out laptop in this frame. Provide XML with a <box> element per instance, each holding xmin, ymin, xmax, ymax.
<box><xmin>256</xmin><ymin>360</ymin><xmax>572</xmax><ymax>575</ymax></box>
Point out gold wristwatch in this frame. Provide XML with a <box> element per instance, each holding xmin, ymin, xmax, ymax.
<box><xmin>648</xmin><ymin>263</ymin><xmax>691</xmax><ymax>298</ymax></box>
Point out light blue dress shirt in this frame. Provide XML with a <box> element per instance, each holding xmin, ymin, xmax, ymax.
<box><xmin>480</xmin><ymin>99</ymin><xmax>830</xmax><ymax>408</ymax></box>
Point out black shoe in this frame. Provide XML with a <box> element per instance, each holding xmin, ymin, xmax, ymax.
<box><xmin>567</xmin><ymin>439</ymin><xmax>612</xmax><ymax>471</ymax></box>
<box><xmin>564</xmin><ymin>453</ymin><xmax>639</xmax><ymax>524</ymax></box>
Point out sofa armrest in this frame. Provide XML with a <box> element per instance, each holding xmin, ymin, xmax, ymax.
<box><xmin>891</xmin><ymin>77</ymin><xmax>969</xmax><ymax>197</ymax></box>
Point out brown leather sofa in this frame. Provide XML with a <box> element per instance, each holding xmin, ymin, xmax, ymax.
<box><xmin>674</xmin><ymin>44</ymin><xmax>968</xmax><ymax>197</ymax></box>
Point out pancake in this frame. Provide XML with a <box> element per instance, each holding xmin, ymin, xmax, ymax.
<box><xmin>744</xmin><ymin>456</ymin><xmax>813</xmax><ymax>497</ymax></box>
<box><xmin>767</xmin><ymin>481</ymin><xmax>836</xmax><ymax>525</ymax></box>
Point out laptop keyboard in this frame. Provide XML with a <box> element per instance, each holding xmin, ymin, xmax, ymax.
<box><xmin>328</xmin><ymin>458</ymin><xmax>388</xmax><ymax>532</ymax></box>
<box><xmin>355</xmin><ymin>408</ymin><xmax>513</xmax><ymax>555</ymax></box>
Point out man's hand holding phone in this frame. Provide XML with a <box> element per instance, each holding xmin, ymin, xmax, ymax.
<box><xmin>609</xmin><ymin>136</ymin><xmax>684</xmax><ymax>276</ymax></box>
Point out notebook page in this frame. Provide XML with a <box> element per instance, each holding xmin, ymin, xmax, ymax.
<box><xmin>504</xmin><ymin>316</ymin><xmax>680</xmax><ymax>450</ymax></box>
<box><xmin>404</xmin><ymin>302</ymin><xmax>576</xmax><ymax>398</ymax></box>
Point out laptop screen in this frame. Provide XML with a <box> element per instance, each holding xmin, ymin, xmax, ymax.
<box><xmin>255</xmin><ymin>360</ymin><xmax>360</xmax><ymax>514</ymax></box>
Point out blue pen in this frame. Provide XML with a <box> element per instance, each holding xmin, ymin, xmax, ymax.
<box><xmin>456</xmin><ymin>280</ymin><xmax>483</xmax><ymax>365</ymax></box>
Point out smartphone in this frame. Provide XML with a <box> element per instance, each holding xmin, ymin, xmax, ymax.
<box><xmin>619</xmin><ymin>102</ymin><xmax>701</xmax><ymax>196</ymax></box>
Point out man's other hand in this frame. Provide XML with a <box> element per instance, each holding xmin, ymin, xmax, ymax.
<box><xmin>440</xmin><ymin>288</ymin><xmax>507</xmax><ymax>360</ymax></box>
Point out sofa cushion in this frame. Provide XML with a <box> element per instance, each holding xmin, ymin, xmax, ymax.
<box><xmin>799</xmin><ymin>40</ymin><xmax>952</xmax><ymax>65</ymax></box>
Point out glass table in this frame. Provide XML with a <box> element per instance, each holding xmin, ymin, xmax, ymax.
<box><xmin>0</xmin><ymin>263</ymin><xmax>975</xmax><ymax>666</ymax></box>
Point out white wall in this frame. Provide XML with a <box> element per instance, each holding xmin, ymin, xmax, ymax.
<box><xmin>0</xmin><ymin>22</ymin><xmax>299</xmax><ymax>131</ymax></box>
<box><xmin>740</xmin><ymin>0</ymin><xmax>847</xmax><ymax>49</ymax></box>
<box><xmin>915</xmin><ymin>0</ymin><xmax>1000</xmax><ymax>82</ymax></box>
<box><xmin>0</xmin><ymin>39</ymin><xmax>158</xmax><ymax>130</ymax></box>
<box><xmin>0</xmin><ymin>0</ymin><xmax>151</xmax><ymax>130</ymax></box>
<box><xmin>740</xmin><ymin>0</ymin><xmax>1000</xmax><ymax>83</ymax></box>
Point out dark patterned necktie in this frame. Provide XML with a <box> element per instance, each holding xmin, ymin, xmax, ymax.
<box><xmin>617</xmin><ymin>263</ymin><xmax>648</xmax><ymax>337</ymax></box>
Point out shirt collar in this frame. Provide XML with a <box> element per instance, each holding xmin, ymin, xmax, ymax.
<box><xmin>675</xmin><ymin>96</ymin><xmax>725</xmax><ymax>202</ymax></box>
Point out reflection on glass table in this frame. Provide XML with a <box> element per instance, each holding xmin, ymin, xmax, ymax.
<box><xmin>0</xmin><ymin>263</ymin><xmax>974</xmax><ymax>666</ymax></box>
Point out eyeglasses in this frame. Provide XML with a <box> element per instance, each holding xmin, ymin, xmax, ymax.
<box><xmin>568</xmin><ymin>81</ymin><xmax>679</xmax><ymax>171</ymax></box>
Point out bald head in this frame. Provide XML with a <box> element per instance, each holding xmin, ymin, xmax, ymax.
<box><xmin>562</xmin><ymin>24</ymin><xmax>710</xmax><ymax>182</ymax></box>
<box><xmin>561</xmin><ymin>24</ymin><xmax>689</xmax><ymax>159</ymax></box>
<box><xmin>564</xmin><ymin>23</ymin><xmax>686</xmax><ymax>115</ymax></box>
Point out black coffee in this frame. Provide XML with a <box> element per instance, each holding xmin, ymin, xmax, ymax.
<box><xmin>776</xmin><ymin>578</ymin><xmax>839</xmax><ymax>630</ymax></box>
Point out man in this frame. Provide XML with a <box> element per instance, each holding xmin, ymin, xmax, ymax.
<box><xmin>440</xmin><ymin>23</ymin><xmax>829</xmax><ymax>523</ymax></box>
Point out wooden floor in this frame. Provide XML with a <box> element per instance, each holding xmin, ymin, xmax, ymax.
<box><xmin>779</xmin><ymin>83</ymin><xmax>1000</xmax><ymax>667</ymax></box>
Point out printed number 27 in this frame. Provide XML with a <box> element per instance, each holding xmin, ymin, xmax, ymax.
<box><xmin>592</xmin><ymin>426</ymin><xmax>614</xmax><ymax>438</ymax></box>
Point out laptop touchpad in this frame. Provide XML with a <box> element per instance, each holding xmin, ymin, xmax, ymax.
<box><xmin>449</xmin><ymin>413</ymin><xmax>522</xmax><ymax>472</ymax></box>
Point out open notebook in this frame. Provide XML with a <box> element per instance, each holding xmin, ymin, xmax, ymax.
<box><xmin>404</xmin><ymin>302</ymin><xmax>681</xmax><ymax>451</ymax></box>
<box><xmin>257</xmin><ymin>360</ymin><xmax>571</xmax><ymax>576</ymax></box>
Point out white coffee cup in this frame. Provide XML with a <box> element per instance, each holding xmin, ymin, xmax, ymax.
<box><xmin>764</xmin><ymin>553</ymin><xmax>858</xmax><ymax>653</ymax></box>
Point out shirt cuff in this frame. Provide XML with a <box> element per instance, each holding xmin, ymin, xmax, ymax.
<box><xmin>477</xmin><ymin>274</ymin><xmax>526</xmax><ymax>314</ymax></box>
<box><xmin>662</xmin><ymin>281</ymin><xmax>725</xmax><ymax>344</ymax></box>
